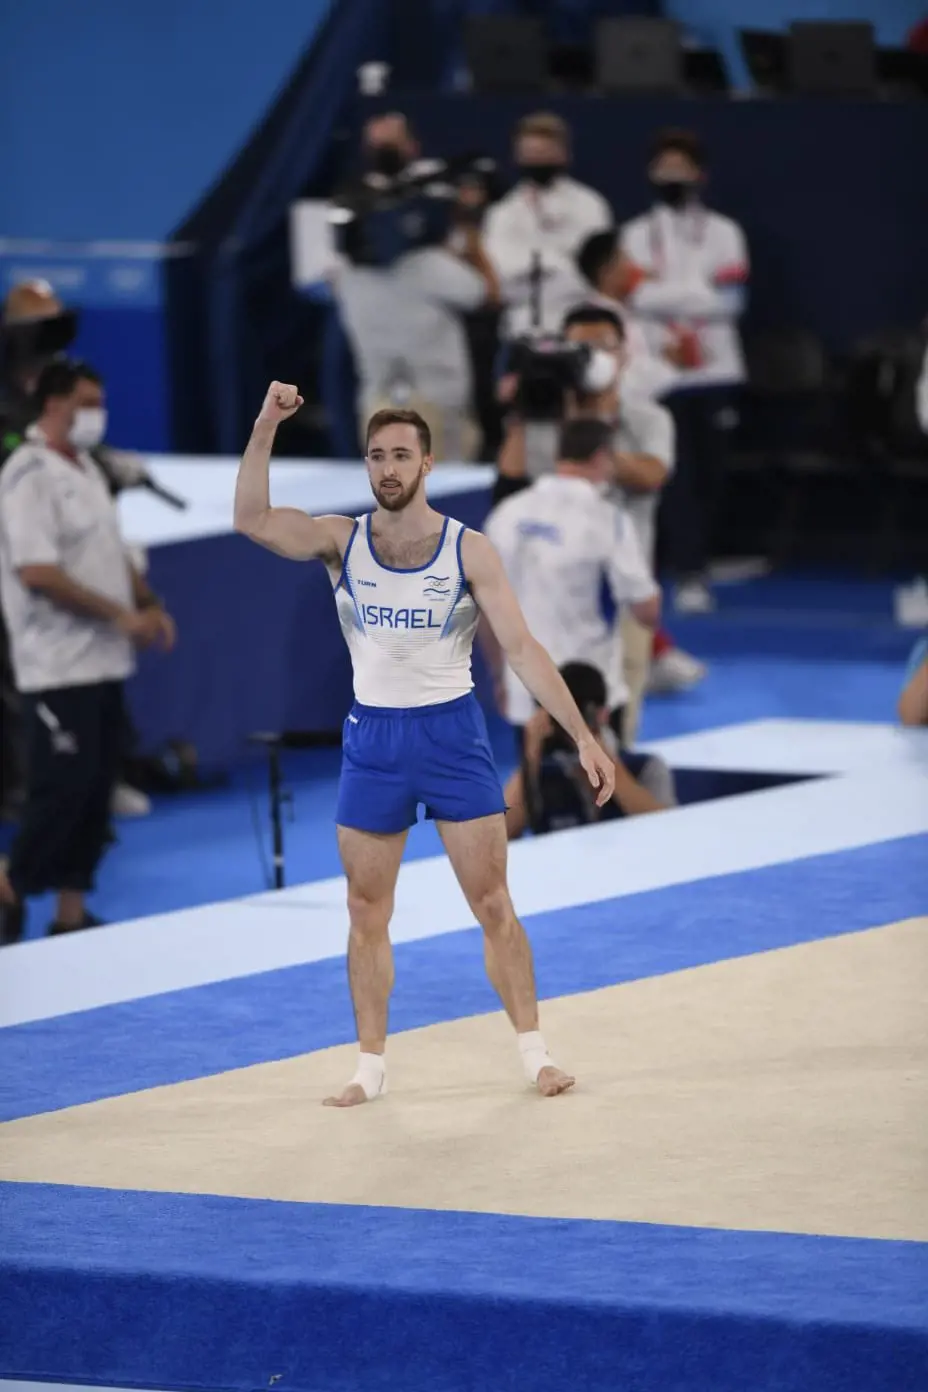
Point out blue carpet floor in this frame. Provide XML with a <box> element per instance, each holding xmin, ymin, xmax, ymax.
<box><xmin>2</xmin><ymin>829</ymin><xmax>926</xmax><ymax>1392</ymax></box>
<box><xmin>2</xmin><ymin>1185</ymin><xmax>925</xmax><ymax>1392</ymax></box>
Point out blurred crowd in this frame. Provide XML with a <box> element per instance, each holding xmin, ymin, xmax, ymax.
<box><xmin>1</xmin><ymin>99</ymin><xmax>926</xmax><ymax>944</ymax></box>
<box><xmin>330</xmin><ymin>108</ymin><xmax>753</xmax><ymax>717</ymax></box>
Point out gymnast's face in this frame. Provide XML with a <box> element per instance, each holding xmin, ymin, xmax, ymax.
<box><xmin>366</xmin><ymin>423</ymin><xmax>432</xmax><ymax>512</ymax></box>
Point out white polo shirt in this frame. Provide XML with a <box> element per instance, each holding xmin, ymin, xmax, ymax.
<box><xmin>523</xmin><ymin>393</ymin><xmax>675</xmax><ymax>563</ymax></box>
<box><xmin>621</xmin><ymin>203</ymin><xmax>749</xmax><ymax>389</ymax></box>
<box><xmin>0</xmin><ymin>438</ymin><xmax>135</xmax><ymax>693</ymax></box>
<box><xmin>484</xmin><ymin>176</ymin><xmax>613</xmax><ymax>337</ymax></box>
<box><xmin>485</xmin><ymin>474</ymin><xmax>658</xmax><ymax>725</ymax></box>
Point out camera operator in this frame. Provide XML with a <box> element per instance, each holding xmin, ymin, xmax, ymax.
<box><xmin>494</xmin><ymin>305</ymin><xmax>674</xmax><ymax>741</ymax></box>
<box><xmin>331</xmin><ymin>112</ymin><xmax>499</xmax><ymax>461</ymax></box>
<box><xmin>483</xmin><ymin>112</ymin><xmax>612</xmax><ymax>340</ymax></box>
<box><xmin>0</xmin><ymin>360</ymin><xmax>176</xmax><ymax>945</ymax></box>
<box><xmin>503</xmin><ymin>661</ymin><xmax>676</xmax><ymax>840</ymax></box>
<box><xmin>484</xmin><ymin>417</ymin><xmax>660</xmax><ymax>768</ymax></box>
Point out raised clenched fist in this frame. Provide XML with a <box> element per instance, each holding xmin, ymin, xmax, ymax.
<box><xmin>259</xmin><ymin>381</ymin><xmax>304</xmax><ymax>423</ymax></box>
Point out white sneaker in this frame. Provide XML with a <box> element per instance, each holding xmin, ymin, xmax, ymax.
<box><xmin>674</xmin><ymin>580</ymin><xmax>716</xmax><ymax>615</ymax></box>
<box><xmin>648</xmin><ymin>648</ymin><xmax>708</xmax><ymax>693</ymax></box>
<box><xmin>111</xmin><ymin>783</ymin><xmax>151</xmax><ymax>818</ymax></box>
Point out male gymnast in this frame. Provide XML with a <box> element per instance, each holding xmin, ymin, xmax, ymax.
<box><xmin>234</xmin><ymin>383</ymin><xmax>615</xmax><ymax>1105</ymax></box>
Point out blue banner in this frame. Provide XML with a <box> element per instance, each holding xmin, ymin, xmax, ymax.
<box><xmin>0</xmin><ymin>242</ymin><xmax>175</xmax><ymax>310</ymax></box>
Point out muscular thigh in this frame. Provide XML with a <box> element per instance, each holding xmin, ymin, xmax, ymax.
<box><xmin>437</xmin><ymin>813</ymin><xmax>509</xmax><ymax>909</ymax></box>
<box><xmin>337</xmin><ymin>825</ymin><xmax>407</xmax><ymax>903</ymax></box>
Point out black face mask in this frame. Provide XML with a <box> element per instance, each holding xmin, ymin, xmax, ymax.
<box><xmin>519</xmin><ymin>163</ymin><xmax>564</xmax><ymax>189</ymax></box>
<box><xmin>651</xmin><ymin>179</ymin><xmax>697</xmax><ymax>210</ymax></box>
<box><xmin>368</xmin><ymin>145</ymin><xmax>406</xmax><ymax>178</ymax></box>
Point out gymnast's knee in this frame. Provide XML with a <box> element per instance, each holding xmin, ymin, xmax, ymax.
<box><xmin>473</xmin><ymin>882</ymin><xmax>515</xmax><ymax>938</ymax></box>
<box><xmin>347</xmin><ymin>886</ymin><xmax>393</xmax><ymax>939</ymax></box>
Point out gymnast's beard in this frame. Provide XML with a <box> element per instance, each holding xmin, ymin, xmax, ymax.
<box><xmin>373</xmin><ymin>469</ymin><xmax>423</xmax><ymax>512</ymax></box>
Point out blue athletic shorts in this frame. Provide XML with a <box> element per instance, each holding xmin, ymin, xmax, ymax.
<box><xmin>336</xmin><ymin>692</ymin><xmax>506</xmax><ymax>834</ymax></box>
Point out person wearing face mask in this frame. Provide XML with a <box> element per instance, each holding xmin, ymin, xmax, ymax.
<box><xmin>482</xmin><ymin>112</ymin><xmax>613</xmax><ymax>340</ymax></box>
<box><xmin>0</xmin><ymin>360</ymin><xmax>176</xmax><ymax>945</ymax></box>
<box><xmin>621</xmin><ymin>129</ymin><xmax>749</xmax><ymax>616</ymax></box>
<box><xmin>496</xmin><ymin>306</ymin><xmax>676</xmax><ymax>741</ymax></box>
<box><xmin>484</xmin><ymin>418</ymin><xmax>661</xmax><ymax>761</ymax></box>
<box><xmin>332</xmin><ymin>112</ymin><xmax>499</xmax><ymax>461</ymax></box>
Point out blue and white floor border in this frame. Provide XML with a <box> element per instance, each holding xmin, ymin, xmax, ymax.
<box><xmin>1</xmin><ymin>718</ymin><xmax>927</xmax><ymax>1392</ymax></box>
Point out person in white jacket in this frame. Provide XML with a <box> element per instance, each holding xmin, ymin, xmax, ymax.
<box><xmin>621</xmin><ymin>128</ymin><xmax>749</xmax><ymax>615</ymax></box>
<box><xmin>483</xmin><ymin>112</ymin><xmax>612</xmax><ymax>340</ymax></box>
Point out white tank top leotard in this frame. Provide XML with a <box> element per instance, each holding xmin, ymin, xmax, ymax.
<box><xmin>333</xmin><ymin>514</ymin><xmax>478</xmax><ymax>708</ymax></box>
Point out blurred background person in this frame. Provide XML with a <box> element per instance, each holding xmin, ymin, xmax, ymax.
<box><xmin>331</xmin><ymin>111</ymin><xmax>499</xmax><ymax>461</ymax></box>
<box><xmin>483</xmin><ymin>112</ymin><xmax>612</xmax><ymax>340</ymax></box>
<box><xmin>1</xmin><ymin>281</ymin><xmax>80</xmax><ymax>462</ymax></box>
<box><xmin>504</xmin><ymin>660</ymin><xmax>676</xmax><ymax>840</ymax></box>
<box><xmin>498</xmin><ymin>304</ymin><xmax>694</xmax><ymax>738</ymax></box>
<box><xmin>484</xmin><ymin>416</ymin><xmax>660</xmax><ymax>760</ymax></box>
<box><xmin>0</xmin><ymin>361</ymin><xmax>176</xmax><ymax>945</ymax></box>
<box><xmin>575</xmin><ymin>232</ymin><xmax>707</xmax><ymax>697</ymax></box>
<box><xmin>898</xmin><ymin>637</ymin><xmax>928</xmax><ymax>726</ymax></box>
<box><xmin>621</xmin><ymin>128</ymin><xmax>749</xmax><ymax>615</ymax></box>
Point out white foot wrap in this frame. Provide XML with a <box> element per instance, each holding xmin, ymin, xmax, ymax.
<box><xmin>349</xmin><ymin>1051</ymin><xmax>387</xmax><ymax>1100</ymax></box>
<box><xmin>518</xmin><ymin>1031</ymin><xmax>555</xmax><ymax>1084</ymax></box>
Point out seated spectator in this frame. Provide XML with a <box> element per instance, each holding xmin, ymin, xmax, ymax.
<box><xmin>483</xmin><ymin>112</ymin><xmax>612</xmax><ymax>338</ymax></box>
<box><xmin>504</xmin><ymin>661</ymin><xmax>676</xmax><ymax>840</ymax></box>
<box><xmin>621</xmin><ymin>128</ymin><xmax>749</xmax><ymax>616</ymax></box>
<box><xmin>484</xmin><ymin>416</ymin><xmax>660</xmax><ymax>751</ymax></box>
<box><xmin>898</xmin><ymin>637</ymin><xmax>928</xmax><ymax>727</ymax></box>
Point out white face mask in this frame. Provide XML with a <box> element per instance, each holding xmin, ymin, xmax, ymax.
<box><xmin>69</xmin><ymin>406</ymin><xmax>108</xmax><ymax>449</ymax></box>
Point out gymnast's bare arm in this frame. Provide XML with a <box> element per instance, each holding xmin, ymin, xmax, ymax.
<box><xmin>234</xmin><ymin>381</ymin><xmax>354</xmax><ymax>565</ymax></box>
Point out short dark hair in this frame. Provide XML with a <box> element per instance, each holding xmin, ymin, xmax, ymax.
<box><xmin>558</xmin><ymin>418</ymin><xmax>613</xmax><ymax>465</ymax></box>
<box><xmin>33</xmin><ymin>358</ymin><xmax>101</xmax><ymax>412</ymax></box>
<box><xmin>650</xmin><ymin>126</ymin><xmax>706</xmax><ymax>169</ymax></box>
<box><xmin>366</xmin><ymin>407</ymin><xmax>432</xmax><ymax>457</ymax></box>
<box><xmin>576</xmin><ymin>230</ymin><xmax>619</xmax><ymax>290</ymax></box>
<box><xmin>515</xmin><ymin>111</ymin><xmax>570</xmax><ymax>148</ymax></box>
<box><xmin>562</xmin><ymin>304</ymin><xmax>625</xmax><ymax>338</ymax></box>
<box><xmin>560</xmin><ymin>661</ymin><xmax>607</xmax><ymax>716</ymax></box>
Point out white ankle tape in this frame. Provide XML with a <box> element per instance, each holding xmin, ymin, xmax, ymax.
<box><xmin>350</xmin><ymin>1052</ymin><xmax>387</xmax><ymax>1100</ymax></box>
<box><xmin>518</xmin><ymin>1031</ymin><xmax>553</xmax><ymax>1084</ymax></box>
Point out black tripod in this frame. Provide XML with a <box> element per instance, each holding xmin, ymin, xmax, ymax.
<box><xmin>248</xmin><ymin>730</ymin><xmax>341</xmax><ymax>889</ymax></box>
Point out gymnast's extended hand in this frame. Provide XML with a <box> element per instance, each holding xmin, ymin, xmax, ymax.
<box><xmin>234</xmin><ymin>382</ymin><xmax>354</xmax><ymax>565</ymax></box>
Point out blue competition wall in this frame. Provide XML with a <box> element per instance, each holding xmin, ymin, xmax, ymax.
<box><xmin>0</xmin><ymin>0</ymin><xmax>333</xmax><ymax>241</ymax></box>
<box><xmin>0</xmin><ymin>1</ymin><xmax>332</xmax><ymax>451</ymax></box>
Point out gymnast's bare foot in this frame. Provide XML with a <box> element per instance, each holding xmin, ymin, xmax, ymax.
<box><xmin>537</xmin><ymin>1065</ymin><xmax>575</xmax><ymax>1096</ymax></box>
<box><xmin>323</xmin><ymin>1084</ymin><xmax>371</xmax><ymax>1108</ymax></box>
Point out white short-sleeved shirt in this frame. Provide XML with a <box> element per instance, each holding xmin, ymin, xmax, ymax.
<box><xmin>484</xmin><ymin>177</ymin><xmax>613</xmax><ymax>338</ymax></box>
<box><xmin>485</xmin><ymin>474</ymin><xmax>658</xmax><ymax>725</ymax></box>
<box><xmin>523</xmin><ymin>394</ymin><xmax>675</xmax><ymax>563</ymax></box>
<box><xmin>334</xmin><ymin>246</ymin><xmax>486</xmax><ymax>409</ymax></box>
<box><xmin>0</xmin><ymin>440</ymin><xmax>135</xmax><ymax>692</ymax></box>
<box><xmin>621</xmin><ymin>204</ymin><xmax>749</xmax><ymax>389</ymax></box>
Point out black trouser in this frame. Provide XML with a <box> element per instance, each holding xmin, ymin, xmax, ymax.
<box><xmin>660</xmin><ymin>386</ymin><xmax>738</xmax><ymax>579</ymax></box>
<box><xmin>0</xmin><ymin>611</ymin><xmax>26</xmax><ymax>814</ymax></box>
<box><xmin>6</xmin><ymin>680</ymin><xmax>125</xmax><ymax>899</ymax></box>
